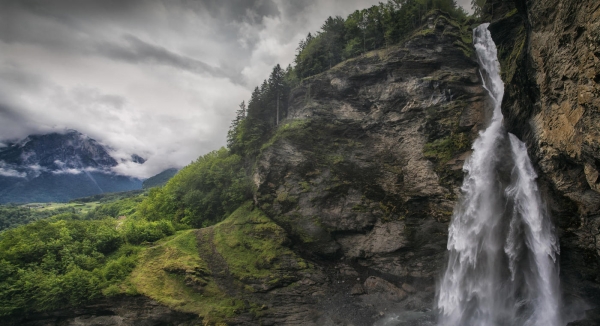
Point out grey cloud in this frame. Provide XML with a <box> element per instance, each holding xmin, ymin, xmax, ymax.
<box><xmin>0</xmin><ymin>167</ymin><xmax>26</xmax><ymax>178</ymax></box>
<box><xmin>0</xmin><ymin>103</ymin><xmax>27</xmax><ymax>123</ymax></box>
<box><xmin>0</xmin><ymin>102</ymin><xmax>40</xmax><ymax>142</ymax></box>
<box><xmin>69</xmin><ymin>88</ymin><xmax>126</xmax><ymax>110</ymax></box>
<box><xmin>0</xmin><ymin>161</ymin><xmax>27</xmax><ymax>178</ymax></box>
<box><xmin>0</xmin><ymin>63</ymin><xmax>49</xmax><ymax>92</ymax></box>
<box><xmin>6</xmin><ymin>0</ymin><xmax>281</xmax><ymax>25</ymax></box>
<box><xmin>96</xmin><ymin>34</ymin><xmax>244</xmax><ymax>83</ymax></box>
<box><xmin>175</xmin><ymin>0</ymin><xmax>280</xmax><ymax>24</ymax></box>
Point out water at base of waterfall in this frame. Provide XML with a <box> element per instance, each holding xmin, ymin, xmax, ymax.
<box><xmin>435</xmin><ymin>23</ymin><xmax>561</xmax><ymax>326</ymax></box>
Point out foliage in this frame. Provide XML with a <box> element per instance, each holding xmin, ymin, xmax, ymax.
<box><xmin>294</xmin><ymin>0</ymin><xmax>467</xmax><ymax>80</ymax></box>
<box><xmin>0</xmin><ymin>189</ymin><xmax>177</xmax><ymax>316</ymax></box>
<box><xmin>228</xmin><ymin>64</ymin><xmax>297</xmax><ymax>158</ymax></box>
<box><xmin>212</xmin><ymin>202</ymin><xmax>307</xmax><ymax>281</ymax></box>
<box><xmin>0</xmin><ymin>218</ymin><xmax>141</xmax><ymax>316</ymax></box>
<box><xmin>121</xmin><ymin>219</ymin><xmax>175</xmax><ymax>245</ymax></box>
<box><xmin>70</xmin><ymin>190</ymin><xmax>144</xmax><ymax>204</ymax></box>
<box><xmin>131</xmin><ymin>204</ymin><xmax>309</xmax><ymax>323</ymax></box>
<box><xmin>0</xmin><ymin>205</ymin><xmax>75</xmax><ymax>231</ymax></box>
<box><xmin>0</xmin><ymin>0</ymin><xmax>477</xmax><ymax>320</ymax></box>
<box><xmin>83</xmin><ymin>193</ymin><xmax>146</xmax><ymax>220</ymax></box>
<box><xmin>0</xmin><ymin>190</ymin><xmax>151</xmax><ymax>232</ymax></box>
<box><xmin>137</xmin><ymin>148</ymin><xmax>252</xmax><ymax>228</ymax></box>
<box><xmin>424</xmin><ymin>132</ymin><xmax>471</xmax><ymax>164</ymax></box>
<box><xmin>471</xmin><ymin>0</ymin><xmax>487</xmax><ymax>18</ymax></box>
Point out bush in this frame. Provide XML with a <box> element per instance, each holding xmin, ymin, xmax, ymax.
<box><xmin>122</xmin><ymin>219</ymin><xmax>175</xmax><ymax>244</ymax></box>
<box><xmin>0</xmin><ymin>214</ymin><xmax>173</xmax><ymax>316</ymax></box>
<box><xmin>138</xmin><ymin>148</ymin><xmax>252</xmax><ymax>228</ymax></box>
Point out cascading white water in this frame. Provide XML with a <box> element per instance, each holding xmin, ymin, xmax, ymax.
<box><xmin>436</xmin><ymin>24</ymin><xmax>561</xmax><ymax>326</ymax></box>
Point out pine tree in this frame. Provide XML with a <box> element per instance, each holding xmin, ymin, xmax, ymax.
<box><xmin>227</xmin><ymin>101</ymin><xmax>246</xmax><ymax>149</ymax></box>
<box><xmin>269</xmin><ymin>64</ymin><xmax>285</xmax><ymax>125</ymax></box>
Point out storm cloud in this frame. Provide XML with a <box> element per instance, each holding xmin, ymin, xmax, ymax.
<box><xmin>0</xmin><ymin>0</ymin><xmax>472</xmax><ymax>178</ymax></box>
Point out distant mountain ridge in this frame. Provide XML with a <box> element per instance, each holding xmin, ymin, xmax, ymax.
<box><xmin>0</xmin><ymin>130</ymin><xmax>143</xmax><ymax>203</ymax></box>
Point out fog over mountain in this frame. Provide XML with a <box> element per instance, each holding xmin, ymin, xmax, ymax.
<box><xmin>0</xmin><ymin>0</ymin><xmax>472</xmax><ymax>178</ymax></box>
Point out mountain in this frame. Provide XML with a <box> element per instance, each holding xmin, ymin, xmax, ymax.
<box><xmin>142</xmin><ymin>168</ymin><xmax>179</xmax><ymax>189</ymax></box>
<box><xmin>0</xmin><ymin>130</ymin><xmax>142</xmax><ymax>203</ymax></box>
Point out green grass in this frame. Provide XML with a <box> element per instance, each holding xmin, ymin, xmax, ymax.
<box><xmin>128</xmin><ymin>204</ymin><xmax>309</xmax><ymax>323</ymax></box>
<box><xmin>260</xmin><ymin>119</ymin><xmax>309</xmax><ymax>151</ymax></box>
<box><xmin>213</xmin><ymin>203</ymin><xmax>308</xmax><ymax>282</ymax></box>
<box><xmin>130</xmin><ymin>230</ymin><xmax>240</xmax><ymax>323</ymax></box>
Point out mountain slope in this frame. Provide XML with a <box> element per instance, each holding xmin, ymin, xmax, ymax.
<box><xmin>0</xmin><ymin>130</ymin><xmax>142</xmax><ymax>203</ymax></box>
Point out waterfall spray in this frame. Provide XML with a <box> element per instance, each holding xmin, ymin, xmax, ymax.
<box><xmin>436</xmin><ymin>24</ymin><xmax>561</xmax><ymax>326</ymax></box>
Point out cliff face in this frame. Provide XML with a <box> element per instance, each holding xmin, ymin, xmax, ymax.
<box><xmin>486</xmin><ymin>0</ymin><xmax>600</xmax><ymax>318</ymax></box>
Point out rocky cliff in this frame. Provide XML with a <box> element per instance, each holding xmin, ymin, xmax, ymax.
<box><xmin>248</xmin><ymin>11</ymin><xmax>486</xmax><ymax>324</ymax></box>
<box><xmin>254</xmin><ymin>7</ymin><xmax>483</xmax><ymax>299</ymax></box>
<box><xmin>485</xmin><ymin>0</ymin><xmax>600</xmax><ymax>322</ymax></box>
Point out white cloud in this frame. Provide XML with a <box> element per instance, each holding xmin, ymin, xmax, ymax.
<box><xmin>0</xmin><ymin>167</ymin><xmax>26</xmax><ymax>178</ymax></box>
<box><xmin>51</xmin><ymin>168</ymin><xmax>83</xmax><ymax>175</ymax></box>
<box><xmin>0</xmin><ymin>161</ymin><xmax>26</xmax><ymax>178</ymax></box>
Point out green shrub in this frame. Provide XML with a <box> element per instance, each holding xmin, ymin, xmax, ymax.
<box><xmin>0</xmin><ymin>213</ymin><xmax>171</xmax><ymax>315</ymax></box>
<box><xmin>138</xmin><ymin>148</ymin><xmax>252</xmax><ymax>228</ymax></box>
<box><xmin>122</xmin><ymin>219</ymin><xmax>175</xmax><ymax>244</ymax></box>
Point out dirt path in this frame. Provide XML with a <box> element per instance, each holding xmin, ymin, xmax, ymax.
<box><xmin>195</xmin><ymin>228</ymin><xmax>239</xmax><ymax>297</ymax></box>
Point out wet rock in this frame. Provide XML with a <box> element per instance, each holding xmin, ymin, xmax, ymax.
<box><xmin>253</xmin><ymin>11</ymin><xmax>485</xmax><ymax>283</ymax></box>
<box><xmin>351</xmin><ymin>284</ymin><xmax>366</xmax><ymax>295</ymax></box>
<box><xmin>364</xmin><ymin>276</ymin><xmax>408</xmax><ymax>302</ymax></box>
<box><xmin>337</xmin><ymin>264</ymin><xmax>359</xmax><ymax>277</ymax></box>
<box><xmin>402</xmin><ymin>283</ymin><xmax>417</xmax><ymax>294</ymax></box>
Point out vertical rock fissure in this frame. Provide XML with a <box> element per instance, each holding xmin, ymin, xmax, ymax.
<box><xmin>436</xmin><ymin>24</ymin><xmax>561</xmax><ymax>326</ymax></box>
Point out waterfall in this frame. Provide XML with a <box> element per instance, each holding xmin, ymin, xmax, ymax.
<box><xmin>436</xmin><ymin>24</ymin><xmax>561</xmax><ymax>326</ymax></box>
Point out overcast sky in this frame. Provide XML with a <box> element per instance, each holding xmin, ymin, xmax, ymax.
<box><xmin>0</xmin><ymin>0</ymin><xmax>472</xmax><ymax>179</ymax></box>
